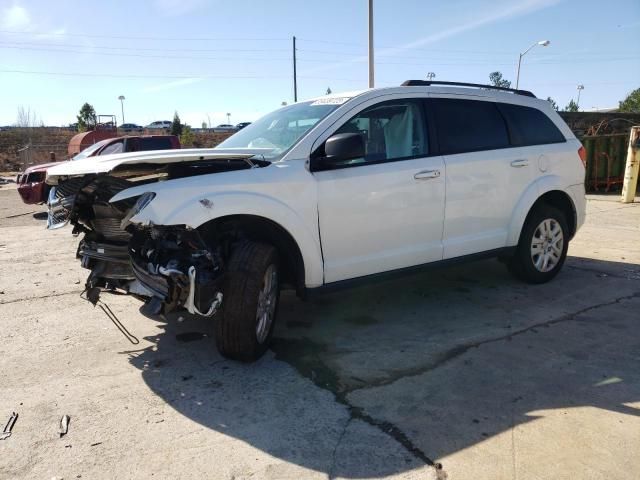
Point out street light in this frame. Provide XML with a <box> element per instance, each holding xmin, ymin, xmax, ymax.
<box><xmin>576</xmin><ymin>84</ymin><xmax>585</xmax><ymax>109</ymax></box>
<box><xmin>118</xmin><ymin>95</ymin><xmax>125</xmax><ymax>125</ymax></box>
<box><xmin>226</xmin><ymin>112</ymin><xmax>231</xmax><ymax>125</ymax></box>
<box><xmin>426</xmin><ymin>72</ymin><xmax>436</xmax><ymax>81</ymax></box>
<box><xmin>515</xmin><ymin>40</ymin><xmax>550</xmax><ymax>89</ymax></box>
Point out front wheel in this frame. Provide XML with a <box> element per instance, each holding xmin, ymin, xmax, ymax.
<box><xmin>215</xmin><ymin>242</ymin><xmax>280</xmax><ymax>362</ymax></box>
<box><xmin>508</xmin><ymin>205</ymin><xmax>569</xmax><ymax>284</ymax></box>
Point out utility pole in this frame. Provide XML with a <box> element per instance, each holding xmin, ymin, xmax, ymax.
<box><xmin>368</xmin><ymin>0</ymin><xmax>374</xmax><ymax>88</ymax></box>
<box><xmin>293</xmin><ymin>36</ymin><xmax>298</xmax><ymax>103</ymax></box>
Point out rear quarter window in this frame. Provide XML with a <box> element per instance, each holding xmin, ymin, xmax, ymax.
<box><xmin>431</xmin><ymin>98</ymin><xmax>510</xmax><ymax>154</ymax></box>
<box><xmin>498</xmin><ymin>103</ymin><xmax>566</xmax><ymax>146</ymax></box>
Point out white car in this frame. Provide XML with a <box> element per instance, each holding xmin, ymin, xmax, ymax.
<box><xmin>46</xmin><ymin>81</ymin><xmax>586</xmax><ymax>361</ymax></box>
<box><xmin>145</xmin><ymin>120</ymin><xmax>172</xmax><ymax>130</ymax></box>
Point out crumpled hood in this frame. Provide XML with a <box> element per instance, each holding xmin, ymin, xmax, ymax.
<box><xmin>46</xmin><ymin>147</ymin><xmax>272</xmax><ymax>184</ymax></box>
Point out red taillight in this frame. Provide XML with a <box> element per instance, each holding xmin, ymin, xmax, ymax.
<box><xmin>578</xmin><ymin>145</ymin><xmax>587</xmax><ymax>168</ymax></box>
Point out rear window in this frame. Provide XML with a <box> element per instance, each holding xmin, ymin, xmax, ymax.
<box><xmin>432</xmin><ymin>98</ymin><xmax>509</xmax><ymax>154</ymax></box>
<box><xmin>139</xmin><ymin>137</ymin><xmax>173</xmax><ymax>150</ymax></box>
<box><xmin>498</xmin><ymin>103</ymin><xmax>566</xmax><ymax>146</ymax></box>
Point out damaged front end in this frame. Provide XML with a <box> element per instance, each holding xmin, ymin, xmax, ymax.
<box><xmin>47</xmin><ymin>175</ymin><xmax>153</xmax><ymax>301</ymax></box>
<box><xmin>128</xmin><ymin>226</ymin><xmax>224</xmax><ymax>317</ymax></box>
<box><xmin>45</xmin><ymin>151</ymin><xmax>267</xmax><ymax>306</ymax></box>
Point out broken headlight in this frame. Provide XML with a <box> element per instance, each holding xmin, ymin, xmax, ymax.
<box><xmin>120</xmin><ymin>192</ymin><xmax>156</xmax><ymax>228</ymax></box>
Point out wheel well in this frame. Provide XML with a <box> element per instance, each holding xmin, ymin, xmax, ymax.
<box><xmin>198</xmin><ymin>215</ymin><xmax>306</xmax><ymax>298</ymax></box>
<box><xmin>529</xmin><ymin>190</ymin><xmax>577</xmax><ymax>239</ymax></box>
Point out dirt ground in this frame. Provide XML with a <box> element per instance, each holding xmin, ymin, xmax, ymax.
<box><xmin>0</xmin><ymin>183</ymin><xmax>639</xmax><ymax>480</ymax></box>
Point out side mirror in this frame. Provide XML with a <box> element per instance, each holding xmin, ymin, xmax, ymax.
<box><xmin>310</xmin><ymin>133</ymin><xmax>365</xmax><ymax>172</ymax></box>
<box><xmin>325</xmin><ymin>133</ymin><xmax>365</xmax><ymax>161</ymax></box>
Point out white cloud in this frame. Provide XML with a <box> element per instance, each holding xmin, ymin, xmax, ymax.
<box><xmin>1</xmin><ymin>5</ymin><xmax>32</xmax><ymax>30</ymax></box>
<box><xmin>301</xmin><ymin>0</ymin><xmax>562</xmax><ymax>76</ymax></box>
<box><xmin>142</xmin><ymin>77</ymin><xmax>204</xmax><ymax>93</ymax></box>
<box><xmin>154</xmin><ymin>0</ymin><xmax>208</xmax><ymax>16</ymax></box>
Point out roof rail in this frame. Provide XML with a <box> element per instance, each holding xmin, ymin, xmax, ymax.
<box><xmin>401</xmin><ymin>80</ymin><xmax>536</xmax><ymax>98</ymax></box>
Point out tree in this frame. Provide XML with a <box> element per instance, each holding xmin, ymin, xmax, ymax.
<box><xmin>180</xmin><ymin>125</ymin><xmax>195</xmax><ymax>147</ymax></box>
<box><xmin>563</xmin><ymin>99</ymin><xmax>579</xmax><ymax>112</ymax></box>
<box><xmin>326</xmin><ymin>87</ymin><xmax>332</xmax><ymax>95</ymax></box>
<box><xmin>546</xmin><ymin>97</ymin><xmax>559</xmax><ymax>111</ymax></box>
<box><xmin>77</xmin><ymin>103</ymin><xmax>97</xmax><ymax>132</ymax></box>
<box><xmin>619</xmin><ymin>88</ymin><xmax>640</xmax><ymax>113</ymax></box>
<box><xmin>489</xmin><ymin>71</ymin><xmax>511</xmax><ymax>88</ymax></box>
<box><xmin>171</xmin><ymin>111</ymin><xmax>183</xmax><ymax>136</ymax></box>
<box><xmin>15</xmin><ymin>106</ymin><xmax>40</xmax><ymax>128</ymax></box>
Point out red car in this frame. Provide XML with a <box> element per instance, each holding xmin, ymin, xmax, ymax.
<box><xmin>16</xmin><ymin>135</ymin><xmax>181</xmax><ymax>204</ymax></box>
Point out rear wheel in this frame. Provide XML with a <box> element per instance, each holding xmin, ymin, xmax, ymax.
<box><xmin>508</xmin><ymin>205</ymin><xmax>569</xmax><ymax>284</ymax></box>
<box><xmin>215</xmin><ymin>242</ymin><xmax>279</xmax><ymax>362</ymax></box>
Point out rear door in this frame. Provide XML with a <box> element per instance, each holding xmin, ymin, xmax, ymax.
<box><xmin>431</xmin><ymin>97</ymin><xmax>536</xmax><ymax>259</ymax></box>
<box><xmin>314</xmin><ymin>98</ymin><xmax>446</xmax><ymax>283</ymax></box>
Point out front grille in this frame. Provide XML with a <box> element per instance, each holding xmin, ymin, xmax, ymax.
<box><xmin>47</xmin><ymin>187</ymin><xmax>75</xmax><ymax>229</ymax></box>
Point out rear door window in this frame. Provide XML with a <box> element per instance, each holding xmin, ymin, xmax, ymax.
<box><xmin>431</xmin><ymin>98</ymin><xmax>509</xmax><ymax>155</ymax></box>
<box><xmin>498</xmin><ymin>103</ymin><xmax>566</xmax><ymax>146</ymax></box>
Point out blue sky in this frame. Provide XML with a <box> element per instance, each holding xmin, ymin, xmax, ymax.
<box><xmin>0</xmin><ymin>0</ymin><xmax>638</xmax><ymax>127</ymax></box>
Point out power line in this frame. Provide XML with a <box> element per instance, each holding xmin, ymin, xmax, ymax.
<box><xmin>0</xmin><ymin>40</ymin><xmax>290</xmax><ymax>54</ymax></box>
<box><xmin>0</xmin><ymin>68</ymin><xmax>365</xmax><ymax>83</ymax></box>
<box><xmin>0</xmin><ymin>44</ymin><xmax>292</xmax><ymax>62</ymax></box>
<box><xmin>0</xmin><ymin>29</ymin><xmax>288</xmax><ymax>42</ymax></box>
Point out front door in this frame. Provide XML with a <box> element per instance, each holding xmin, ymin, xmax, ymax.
<box><xmin>313</xmin><ymin>98</ymin><xmax>445</xmax><ymax>283</ymax></box>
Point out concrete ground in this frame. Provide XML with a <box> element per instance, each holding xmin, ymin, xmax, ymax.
<box><xmin>0</xmin><ymin>183</ymin><xmax>639</xmax><ymax>480</ymax></box>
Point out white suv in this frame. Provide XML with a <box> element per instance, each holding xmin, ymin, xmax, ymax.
<box><xmin>47</xmin><ymin>81</ymin><xmax>586</xmax><ymax>361</ymax></box>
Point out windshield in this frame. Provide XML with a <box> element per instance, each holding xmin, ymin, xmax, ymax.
<box><xmin>72</xmin><ymin>138</ymin><xmax>111</xmax><ymax>161</ymax></box>
<box><xmin>216</xmin><ymin>100</ymin><xmax>344</xmax><ymax>159</ymax></box>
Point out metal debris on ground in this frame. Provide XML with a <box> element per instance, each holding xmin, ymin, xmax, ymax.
<box><xmin>59</xmin><ymin>414</ymin><xmax>70</xmax><ymax>438</ymax></box>
<box><xmin>0</xmin><ymin>412</ymin><xmax>18</xmax><ymax>440</ymax></box>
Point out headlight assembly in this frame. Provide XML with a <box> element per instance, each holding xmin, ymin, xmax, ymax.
<box><xmin>120</xmin><ymin>192</ymin><xmax>156</xmax><ymax>228</ymax></box>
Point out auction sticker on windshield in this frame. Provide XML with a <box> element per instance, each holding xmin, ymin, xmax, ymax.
<box><xmin>310</xmin><ymin>97</ymin><xmax>351</xmax><ymax>106</ymax></box>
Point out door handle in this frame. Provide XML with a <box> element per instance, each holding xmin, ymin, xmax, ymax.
<box><xmin>414</xmin><ymin>170</ymin><xmax>441</xmax><ymax>180</ymax></box>
<box><xmin>510</xmin><ymin>159</ymin><xmax>529</xmax><ymax>168</ymax></box>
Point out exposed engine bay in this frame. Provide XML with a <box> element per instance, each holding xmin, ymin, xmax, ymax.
<box><xmin>128</xmin><ymin>226</ymin><xmax>224</xmax><ymax>317</ymax></box>
<box><xmin>47</xmin><ymin>156</ymin><xmax>268</xmax><ymax>311</ymax></box>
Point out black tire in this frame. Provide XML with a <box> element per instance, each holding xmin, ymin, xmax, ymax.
<box><xmin>508</xmin><ymin>204</ymin><xmax>569</xmax><ymax>284</ymax></box>
<box><xmin>215</xmin><ymin>241</ymin><xmax>280</xmax><ymax>362</ymax></box>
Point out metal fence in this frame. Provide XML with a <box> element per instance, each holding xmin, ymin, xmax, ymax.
<box><xmin>582</xmin><ymin>133</ymin><xmax>629</xmax><ymax>192</ymax></box>
<box><xmin>15</xmin><ymin>144</ymin><xmax>70</xmax><ymax>170</ymax></box>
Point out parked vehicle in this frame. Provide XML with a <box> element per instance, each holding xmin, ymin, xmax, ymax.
<box><xmin>145</xmin><ymin>121</ymin><xmax>172</xmax><ymax>131</ymax></box>
<box><xmin>236</xmin><ymin>122</ymin><xmax>252</xmax><ymax>130</ymax></box>
<box><xmin>213</xmin><ymin>124</ymin><xmax>238</xmax><ymax>133</ymax></box>
<box><xmin>46</xmin><ymin>81</ymin><xmax>586</xmax><ymax>361</ymax></box>
<box><xmin>16</xmin><ymin>162</ymin><xmax>59</xmax><ymax>204</ymax></box>
<box><xmin>120</xmin><ymin>123</ymin><xmax>144</xmax><ymax>133</ymax></box>
<box><xmin>17</xmin><ymin>135</ymin><xmax>180</xmax><ymax>204</ymax></box>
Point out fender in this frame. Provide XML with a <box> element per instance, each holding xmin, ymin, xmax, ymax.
<box><xmin>113</xmin><ymin>187</ymin><xmax>325</xmax><ymax>287</ymax></box>
<box><xmin>506</xmin><ymin>174</ymin><xmax>576</xmax><ymax>246</ymax></box>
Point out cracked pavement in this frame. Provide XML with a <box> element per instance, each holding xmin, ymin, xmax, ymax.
<box><xmin>1</xmin><ymin>187</ymin><xmax>639</xmax><ymax>480</ymax></box>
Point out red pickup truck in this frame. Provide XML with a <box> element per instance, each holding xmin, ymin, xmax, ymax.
<box><xmin>17</xmin><ymin>135</ymin><xmax>180</xmax><ymax>205</ymax></box>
